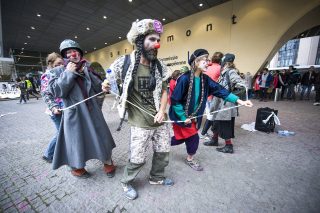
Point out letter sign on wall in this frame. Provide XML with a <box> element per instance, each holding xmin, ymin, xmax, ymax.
<box><xmin>186</xmin><ymin>30</ymin><xmax>191</xmax><ymax>37</ymax></box>
<box><xmin>167</xmin><ymin>35</ymin><xmax>174</xmax><ymax>42</ymax></box>
<box><xmin>110</xmin><ymin>52</ymin><xmax>113</xmax><ymax>58</ymax></box>
<box><xmin>206</xmin><ymin>24</ymin><xmax>212</xmax><ymax>31</ymax></box>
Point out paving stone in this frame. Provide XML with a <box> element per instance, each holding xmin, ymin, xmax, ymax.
<box><xmin>1</xmin><ymin>97</ymin><xmax>320</xmax><ymax>212</ymax></box>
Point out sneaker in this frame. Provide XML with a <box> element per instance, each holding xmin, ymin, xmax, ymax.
<box><xmin>149</xmin><ymin>178</ymin><xmax>174</xmax><ymax>186</ymax></box>
<box><xmin>42</xmin><ymin>156</ymin><xmax>52</xmax><ymax>163</ymax></box>
<box><xmin>199</xmin><ymin>133</ymin><xmax>210</xmax><ymax>140</ymax></box>
<box><xmin>203</xmin><ymin>137</ymin><xmax>219</xmax><ymax>146</ymax></box>
<box><xmin>313</xmin><ymin>102</ymin><xmax>320</xmax><ymax>106</ymax></box>
<box><xmin>121</xmin><ymin>183</ymin><xmax>138</xmax><ymax>200</ymax></box>
<box><xmin>216</xmin><ymin>144</ymin><xmax>234</xmax><ymax>154</ymax></box>
<box><xmin>185</xmin><ymin>159</ymin><xmax>203</xmax><ymax>171</ymax></box>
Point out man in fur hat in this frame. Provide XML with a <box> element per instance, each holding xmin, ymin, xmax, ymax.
<box><xmin>103</xmin><ymin>19</ymin><xmax>173</xmax><ymax>200</ymax></box>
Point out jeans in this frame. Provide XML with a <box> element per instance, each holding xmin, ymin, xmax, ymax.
<box><xmin>259</xmin><ymin>88</ymin><xmax>268</xmax><ymax>100</ymax></box>
<box><xmin>44</xmin><ymin>114</ymin><xmax>62</xmax><ymax>159</ymax></box>
<box><xmin>19</xmin><ymin>94</ymin><xmax>26</xmax><ymax>103</ymax></box>
<box><xmin>300</xmin><ymin>85</ymin><xmax>312</xmax><ymax>100</ymax></box>
<box><xmin>287</xmin><ymin>84</ymin><xmax>296</xmax><ymax>100</ymax></box>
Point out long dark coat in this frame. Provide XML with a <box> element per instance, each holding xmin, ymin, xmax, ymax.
<box><xmin>48</xmin><ymin>64</ymin><xmax>116</xmax><ymax>170</ymax></box>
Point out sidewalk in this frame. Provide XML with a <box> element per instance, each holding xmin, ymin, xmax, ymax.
<box><xmin>0</xmin><ymin>97</ymin><xmax>319</xmax><ymax>212</ymax></box>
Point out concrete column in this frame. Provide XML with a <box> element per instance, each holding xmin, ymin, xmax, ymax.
<box><xmin>296</xmin><ymin>36</ymin><xmax>319</xmax><ymax>66</ymax></box>
<box><xmin>307</xmin><ymin>36</ymin><xmax>319</xmax><ymax>65</ymax></box>
<box><xmin>269</xmin><ymin>52</ymin><xmax>279</xmax><ymax>68</ymax></box>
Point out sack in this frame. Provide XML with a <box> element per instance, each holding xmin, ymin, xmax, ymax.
<box><xmin>255</xmin><ymin>107</ymin><xmax>278</xmax><ymax>133</ymax></box>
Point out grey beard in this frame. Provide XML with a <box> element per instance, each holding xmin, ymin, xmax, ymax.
<box><xmin>142</xmin><ymin>48</ymin><xmax>158</xmax><ymax>61</ymax></box>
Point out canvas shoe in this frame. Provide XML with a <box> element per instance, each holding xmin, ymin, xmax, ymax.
<box><xmin>149</xmin><ymin>178</ymin><xmax>174</xmax><ymax>186</ymax></box>
<box><xmin>121</xmin><ymin>183</ymin><xmax>138</xmax><ymax>200</ymax></box>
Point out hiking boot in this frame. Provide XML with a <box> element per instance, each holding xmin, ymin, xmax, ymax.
<box><xmin>103</xmin><ymin>163</ymin><xmax>116</xmax><ymax>178</ymax></box>
<box><xmin>216</xmin><ymin>144</ymin><xmax>234</xmax><ymax>154</ymax></box>
<box><xmin>149</xmin><ymin>178</ymin><xmax>174</xmax><ymax>186</ymax></box>
<box><xmin>121</xmin><ymin>183</ymin><xmax>138</xmax><ymax>200</ymax></box>
<box><xmin>203</xmin><ymin>137</ymin><xmax>219</xmax><ymax>146</ymax></box>
<box><xmin>71</xmin><ymin>168</ymin><xmax>91</xmax><ymax>179</ymax></box>
<box><xmin>185</xmin><ymin>159</ymin><xmax>203</xmax><ymax>171</ymax></box>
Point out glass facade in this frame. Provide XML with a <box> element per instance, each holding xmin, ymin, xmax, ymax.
<box><xmin>277</xmin><ymin>39</ymin><xmax>300</xmax><ymax>67</ymax></box>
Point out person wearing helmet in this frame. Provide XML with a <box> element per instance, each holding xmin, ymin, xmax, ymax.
<box><xmin>48</xmin><ymin>39</ymin><xmax>116</xmax><ymax>178</ymax></box>
<box><xmin>103</xmin><ymin>19</ymin><xmax>173</xmax><ymax>200</ymax></box>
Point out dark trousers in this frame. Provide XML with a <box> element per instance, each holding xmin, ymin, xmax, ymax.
<box><xmin>287</xmin><ymin>84</ymin><xmax>296</xmax><ymax>100</ymax></box>
<box><xmin>259</xmin><ymin>88</ymin><xmax>268</xmax><ymax>100</ymax></box>
<box><xmin>27</xmin><ymin>90</ymin><xmax>38</xmax><ymax>100</ymax></box>
<box><xmin>280</xmin><ymin>85</ymin><xmax>287</xmax><ymax>99</ymax></box>
<box><xmin>19</xmin><ymin>94</ymin><xmax>26</xmax><ymax>103</ymax></box>
<box><xmin>171</xmin><ymin>134</ymin><xmax>199</xmax><ymax>155</ymax></box>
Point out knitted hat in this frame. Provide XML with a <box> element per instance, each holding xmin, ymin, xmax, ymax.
<box><xmin>127</xmin><ymin>19</ymin><xmax>163</xmax><ymax>45</ymax></box>
<box><xmin>188</xmin><ymin>49</ymin><xmax>209</xmax><ymax>65</ymax></box>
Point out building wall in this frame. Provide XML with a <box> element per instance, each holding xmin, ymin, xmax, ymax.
<box><xmin>85</xmin><ymin>0</ymin><xmax>320</xmax><ymax>74</ymax></box>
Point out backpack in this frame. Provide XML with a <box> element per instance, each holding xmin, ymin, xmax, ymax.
<box><xmin>225</xmin><ymin>70</ymin><xmax>246</xmax><ymax>100</ymax></box>
<box><xmin>255</xmin><ymin>107</ymin><xmax>278</xmax><ymax>133</ymax></box>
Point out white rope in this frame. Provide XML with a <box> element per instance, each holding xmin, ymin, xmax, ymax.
<box><xmin>108</xmin><ymin>90</ymin><xmax>243</xmax><ymax>123</ymax></box>
<box><xmin>59</xmin><ymin>91</ymin><xmax>105</xmax><ymax>111</ymax></box>
<box><xmin>58</xmin><ymin>88</ymin><xmax>245</xmax><ymax>124</ymax></box>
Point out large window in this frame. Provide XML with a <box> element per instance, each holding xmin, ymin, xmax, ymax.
<box><xmin>277</xmin><ymin>39</ymin><xmax>300</xmax><ymax>67</ymax></box>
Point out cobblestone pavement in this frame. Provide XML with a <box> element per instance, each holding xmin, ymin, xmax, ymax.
<box><xmin>0</xmin><ymin>96</ymin><xmax>320</xmax><ymax>213</ymax></box>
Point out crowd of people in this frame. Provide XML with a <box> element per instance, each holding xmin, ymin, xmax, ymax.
<box><xmin>252</xmin><ymin>66</ymin><xmax>320</xmax><ymax>105</ymax></box>
<box><xmin>13</xmin><ymin>18</ymin><xmax>317</xmax><ymax>201</ymax></box>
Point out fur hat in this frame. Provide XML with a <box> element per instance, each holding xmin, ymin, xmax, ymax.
<box><xmin>188</xmin><ymin>49</ymin><xmax>209</xmax><ymax>65</ymax></box>
<box><xmin>127</xmin><ymin>19</ymin><xmax>163</xmax><ymax>45</ymax></box>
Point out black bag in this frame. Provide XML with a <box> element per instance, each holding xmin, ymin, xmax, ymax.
<box><xmin>255</xmin><ymin>107</ymin><xmax>278</xmax><ymax>133</ymax></box>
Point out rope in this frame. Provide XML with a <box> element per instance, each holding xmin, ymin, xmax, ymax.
<box><xmin>107</xmin><ymin>90</ymin><xmax>243</xmax><ymax>123</ymax></box>
<box><xmin>59</xmin><ymin>86</ymin><xmax>247</xmax><ymax>123</ymax></box>
<box><xmin>59</xmin><ymin>91</ymin><xmax>105</xmax><ymax>111</ymax></box>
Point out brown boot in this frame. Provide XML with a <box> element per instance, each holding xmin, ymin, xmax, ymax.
<box><xmin>71</xmin><ymin>168</ymin><xmax>90</xmax><ymax>178</ymax></box>
<box><xmin>104</xmin><ymin>163</ymin><xmax>116</xmax><ymax>178</ymax></box>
